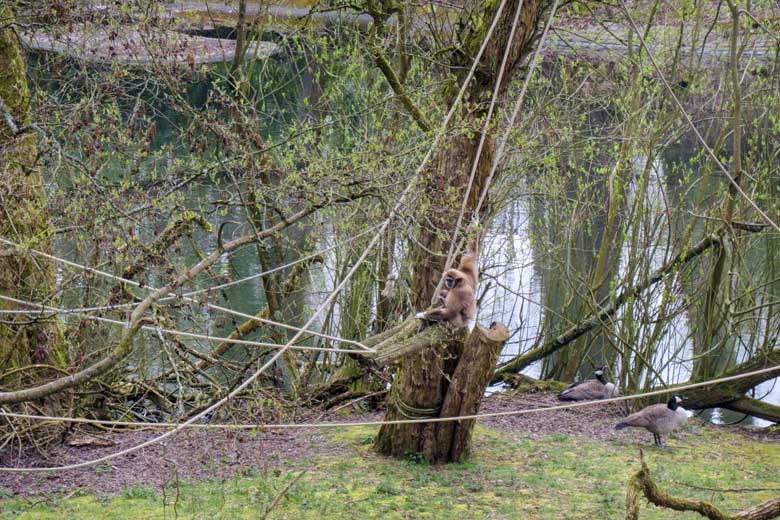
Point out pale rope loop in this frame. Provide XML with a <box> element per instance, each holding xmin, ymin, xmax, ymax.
<box><xmin>0</xmin><ymin>236</ymin><xmax>373</xmax><ymax>351</ymax></box>
<box><xmin>0</xmin><ymin>0</ymin><xmax>515</xmax><ymax>474</ymax></box>
<box><xmin>0</xmin><ymin>294</ymin><xmax>371</xmax><ymax>355</ymax></box>
<box><xmin>0</xmin><ymin>363</ymin><xmax>777</xmax><ymax>431</ymax></box>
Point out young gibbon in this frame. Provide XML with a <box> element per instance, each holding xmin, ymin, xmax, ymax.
<box><xmin>415</xmin><ymin>236</ymin><xmax>479</xmax><ymax>328</ymax></box>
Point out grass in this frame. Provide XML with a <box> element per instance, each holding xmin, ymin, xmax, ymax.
<box><xmin>2</xmin><ymin>421</ymin><xmax>779</xmax><ymax>519</ymax></box>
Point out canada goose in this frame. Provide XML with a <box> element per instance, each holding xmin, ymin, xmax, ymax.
<box><xmin>557</xmin><ymin>365</ymin><xmax>619</xmax><ymax>401</ymax></box>
<box><xmin>615</xmin><ymin>394</ymin><xmax>688</xmax><ymax>448</ymax></box>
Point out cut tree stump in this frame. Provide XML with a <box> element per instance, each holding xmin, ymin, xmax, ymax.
<box><xmin>374</xmin><ymin>321</ymin><xmax>509</xmax><ymax>464</ymax></box>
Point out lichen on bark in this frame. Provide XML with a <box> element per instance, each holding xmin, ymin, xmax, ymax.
<box><xmin>0</xmin><ymin>6</ymin><xmax>68</xmax><ymax>411</ymax></box>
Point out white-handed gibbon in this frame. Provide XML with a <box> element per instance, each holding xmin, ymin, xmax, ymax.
<box><xmin>415</xmin><ymin>236</ymin><xmax>478</xmax><ymax>328</ymax></box>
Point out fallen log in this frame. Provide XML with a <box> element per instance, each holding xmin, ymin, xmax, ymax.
<box><xmin>492</xmin><ymin>235</ymin><xmax>720</xmax><ymax>384</ymax></box>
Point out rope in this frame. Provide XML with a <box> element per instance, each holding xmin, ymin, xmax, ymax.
<box><xmin>0</xmin><ymin>236</ymin><xmax>373</xmax><ymax>351</ymax></box>
<box><xmin>0</xmin><ymin>294</ymin><xmax>373</xmax><ymax>355</ymax></box>
<box><xmin>0</xmin><ymin>0</ymin><xmax>515</xmax><ymax>473</ymax></box>
<box><xmin>392</xmin><ymin>396</ymin><xmax>442</xmax><ymax>419</ymax></box>
<box><xmin>0</xmin><ymin>363</ymin><xmax>777</xmax><ymax>432</ymax></box>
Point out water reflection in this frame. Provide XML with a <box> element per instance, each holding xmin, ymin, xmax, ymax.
<box><xmin>35</xmin><ymin>49</ymin><xmax>778</xmax><ymax>425</ymax></box>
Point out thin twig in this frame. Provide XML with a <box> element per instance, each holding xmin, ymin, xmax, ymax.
<box><xmin>261</xmin><ymin>469</ymin><xmax>308</xmax><ymax>520</ymax></box>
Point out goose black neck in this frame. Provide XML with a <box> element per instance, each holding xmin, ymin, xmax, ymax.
<box><xmin>595</xmin><ymin>373</ymin><xmax>606</xmax><ymax>384</ymax></box>
<box><xmin>666</xmin><ymin>397</ymin><xmax>679</xmax><ymax>410</ymax></box>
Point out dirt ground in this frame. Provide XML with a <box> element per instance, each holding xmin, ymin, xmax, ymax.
<box><xmin>2</xmin><ymin>392</ymin><xmax>777</xmax><ymax>498</ymax></box>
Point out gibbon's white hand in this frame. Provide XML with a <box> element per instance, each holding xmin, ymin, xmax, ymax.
<box><xmin>415</xmin><ymin>312</ymin><xmax>426</xmax><ymax>319</ymax></box>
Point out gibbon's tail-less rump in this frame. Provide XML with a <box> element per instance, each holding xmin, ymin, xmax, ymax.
<box><xmin>557</xmin><ymin>365</ymin><xmax>619</xmax><ymax>401</ymax></box>
<box><xmin>416</xmin><ymin>235</ymin><xmax>479</xmax><ymax>328</ymax></box>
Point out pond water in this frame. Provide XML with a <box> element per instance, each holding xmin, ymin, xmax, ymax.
<box><xmin>32</xmin><ymin>44</ymin><xmax>779</xmax><ymax>426</ymax></box>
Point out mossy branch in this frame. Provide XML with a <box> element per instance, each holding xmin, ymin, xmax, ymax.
<box><xmin>626</xmin><ymin>450</ymin><xmax>780</xmax><ymax>520</ymax></box>
<box><xmin>492</xmin><ymin>234</ymin><xmax>722</xmax><ymax>383</ymax></box>
<box><xmin>122</xmin><ymin>211</ymin><xmax>212</xmax><ymax>280</ymax></box>
<box><xmin>365</xmin><ymin>10</ymin><xmax>431</xmax><ymax>133</ymax></box>
<box><xmin>369</xmin><ymin>44</ymin><xmax>431</xmax><ymax>133</ymax></box>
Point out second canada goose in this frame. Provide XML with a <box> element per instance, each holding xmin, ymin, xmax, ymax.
<box><xmin>557</xmin><ymin>365</ymin><xmax>619</xmax><ymax>401</ymax></box>
<box><xmin>615</xmin><ymin>394</ymin><xmax>688</xmax><ymax>448</ymax></box>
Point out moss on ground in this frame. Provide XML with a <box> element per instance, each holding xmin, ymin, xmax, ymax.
<box><xmin>1</xmin><ymin>421</ymin><xmax>779</xmax><ymax>519</ymax></box>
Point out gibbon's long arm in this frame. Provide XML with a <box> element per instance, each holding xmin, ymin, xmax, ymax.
<box><xmin>416</xmin><ymin>306</ymin><xmax>461</xmax><ymax>322</ymax></box>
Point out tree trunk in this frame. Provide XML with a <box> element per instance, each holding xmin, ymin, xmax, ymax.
<box><xmin>375</xmin><ymin>0</ymin><xmax>548</xmax><ymax>464</ymax></box>
<box><xmin>431</xmin><ymin>322</ymin><xmax>509</xmax><ymax>462</ymax></box>
<box><xmin>373</xmin><ymin>325</ymin><xmax>468</xmax><ymax>460</ymax></box>
<box><xmin>373</xmin><ymin>322</ymin><xmax>509</xmax><ymax>463</ymax></box>
<box><xmin>0</xmin><ymin>7</ymin><xmax>68</xmax><ymax>443</ymax></box>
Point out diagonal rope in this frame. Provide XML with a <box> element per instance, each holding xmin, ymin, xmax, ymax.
<box><xmin>0</xmin><ymin>0</ymin><xmax>517</xmax><ymax>473</ymax></box>
<box><xmin>0</xmin><ymin>223</ymin><xmax>384</xmax><ymax>318</ymax></box>
<box><xmin>0</xmin><ymin>294</ymin><xmax>371</xmax><ymax>355</ymax></box>
<box><xmin>0</xmin><ymin>236</ymin><xmax>372</xmax><ymax>351</ymax></box>
<box><xmin>623</xmin><ymin>5</ymin><xmax>780</xmax><ymax>233</ymax></box>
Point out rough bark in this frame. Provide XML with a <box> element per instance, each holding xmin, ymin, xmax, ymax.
<box><xmin>0</xmin><ymin>7</ymin><xmax>72</xmax><ymax>444</ymax></box>
<box><xmin>372</xmin><ymin>322</ymin><xmax>509</xmax><ymax>463</ymax></box>
<box><xmin>306</xmin><ymin>317</ymin><xmax>461</xmax><ymax>403</ymax></box>
<box><xmin>373</xmin><ymin>324</ymin><xmax>467</xmax><ymax>461</ymax></box>
<box><xmin>0</xmin><ymin>6</ymin><xmax>66</xmax><ymax>390</ymax></box>
<box><xmin>377</xmin><ymin>0</ymin><xmax>548</xmax><ymax>464</ymax></box>
<box><xmin>431</xmin><ymin>322</ymin><xmax>509</xmax><ymax>462</ymax></box>
<box><xmin>626</xmin><ymin>451</ymin><xmax>780</xmax><ymax>520</ymax></box>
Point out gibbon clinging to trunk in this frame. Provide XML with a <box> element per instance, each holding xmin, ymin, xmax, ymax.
<box><xmin>415</xmin><ymin>236</ymin><xmax>479</xmax><ymax>328</ymax></box>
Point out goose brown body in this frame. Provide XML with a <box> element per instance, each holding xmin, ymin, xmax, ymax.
<box><xmin>615</xmin><ymin>395</ymin><xmax>688</xmax><ymax>448</ymax></box>
<box><xmin>557</xmin><ymin>366</ymin><xmax>619</xmax><ymax>401</ymax></box>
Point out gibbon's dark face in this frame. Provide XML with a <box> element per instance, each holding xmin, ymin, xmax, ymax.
<box><xmin>444</xmin><ymin>276</ymin><xmax>457</xmax><ymax>289</ymax></box>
